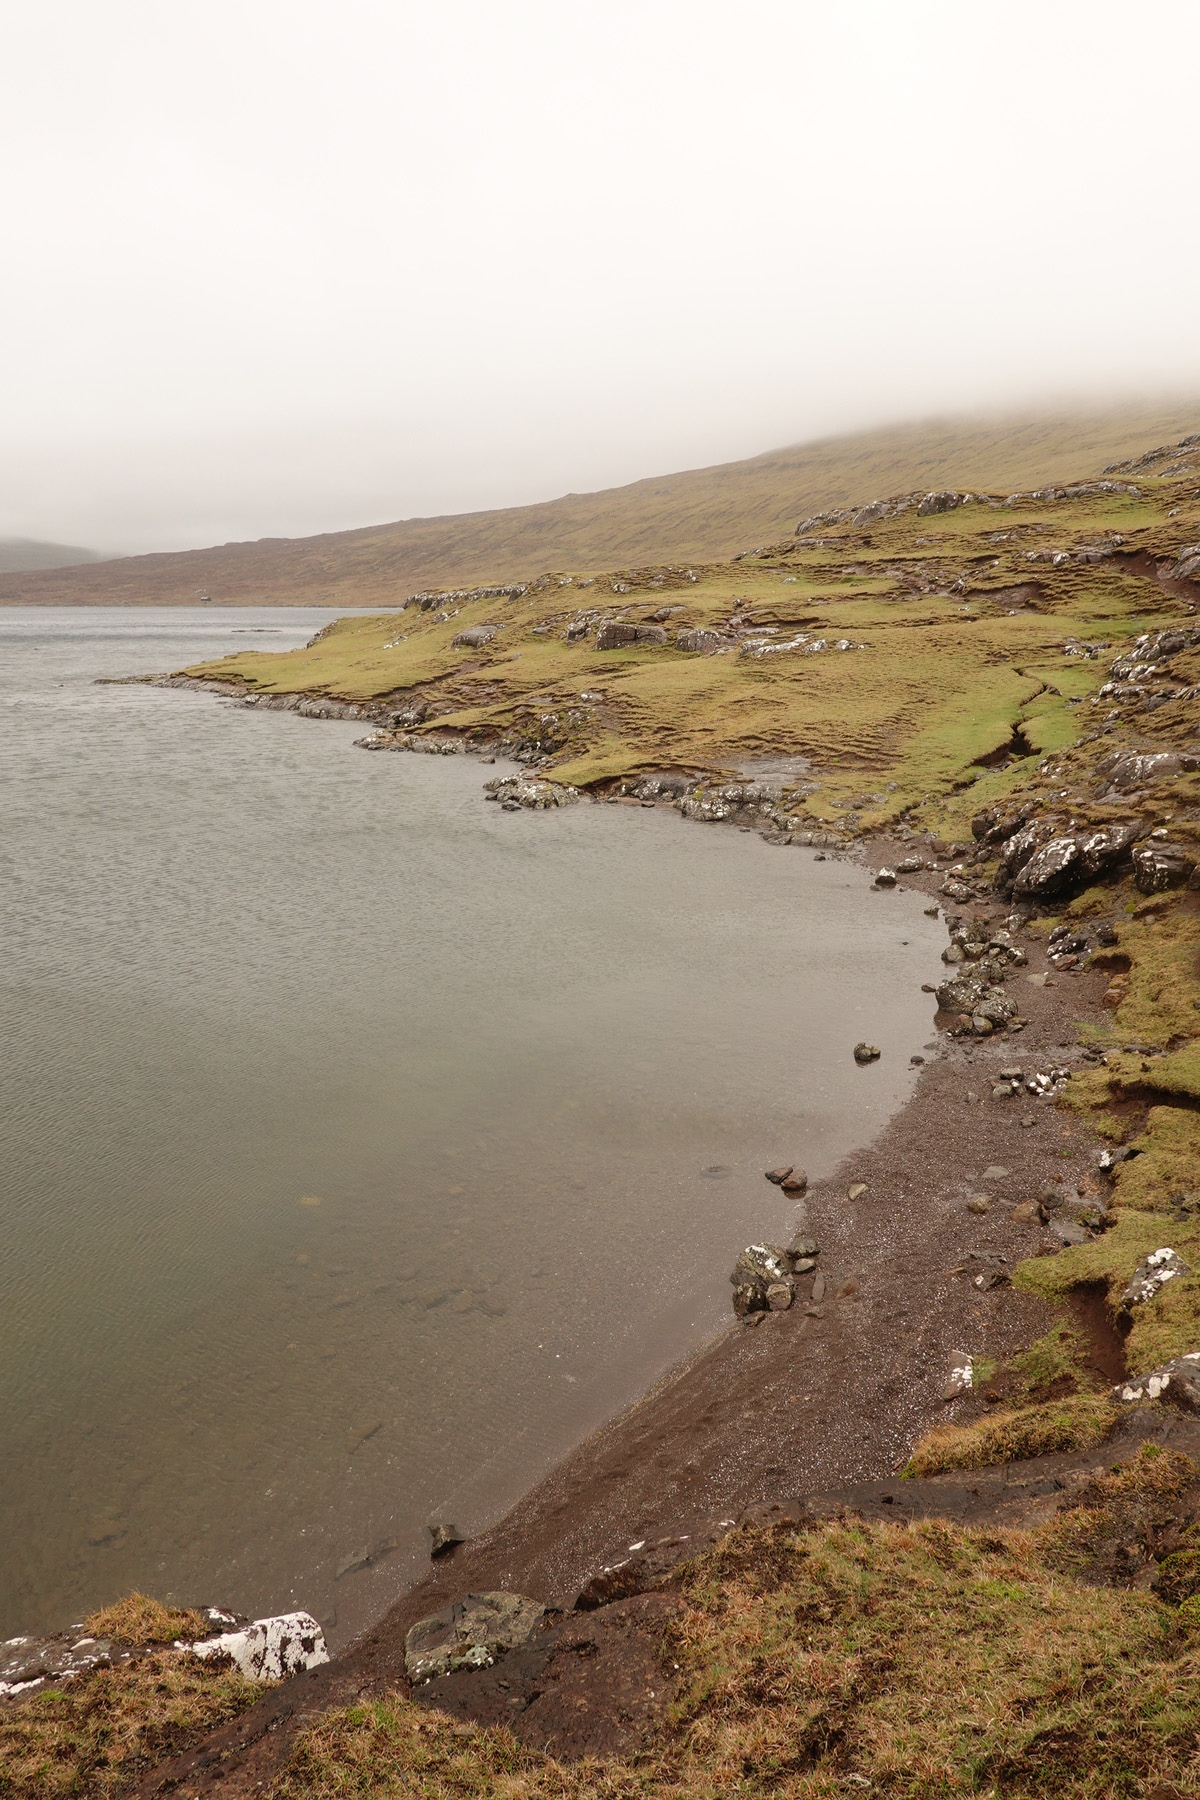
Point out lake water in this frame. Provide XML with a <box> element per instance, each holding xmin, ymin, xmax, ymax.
<box><xmin>0</xmin><ymin>607</ymin><xmax>945</xmax><ymax>1647</ymax></box>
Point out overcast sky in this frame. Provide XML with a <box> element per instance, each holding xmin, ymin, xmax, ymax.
<box><xmin>3</xmin><ymin>0</ymin><xmax>1198</xmax><ymax>554</ymax></box>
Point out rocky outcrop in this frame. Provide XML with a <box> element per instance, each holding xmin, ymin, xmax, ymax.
<box><xmin>483</xmin><ymin>775</ymin><xmax>581</xmax><ymax>810</ymax></box>
<box><xmin>404</xmin><ymin>1591</ymin><xmax>545</xmax><ymax>1684</ymax></box>
<box><xmin>451</xmin><ymin>625</ymin><xmax>500</xmax><ymax>649</ymax></box>
<box><xmin>1134</xmin><ymin>838</ymin><xmax>1197</xmax><ymax>894</ymax></box>
<box><xmin>675</xmin><ymin>627</ymin><xmax>722</xmax><ymax>654</ymax></box>
<box><xmin>595</xmin><ymin>620</ymin><xmax>668</xmax><ymax>650</ymax></box>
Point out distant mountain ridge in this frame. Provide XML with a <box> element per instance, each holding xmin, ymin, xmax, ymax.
<box><xmin>0</xmin><ymin>537</ymin><xmax>101</xmax><ymax>574</ymax></box>
<box><xmin>2</xmin><ymin>401</ymin><xmax>1198</xmax><ymax>606</ymax></box>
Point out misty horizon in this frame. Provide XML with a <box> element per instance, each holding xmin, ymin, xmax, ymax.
<box><xmin>4</xmin><ymin>0</ymin><xmax>1199</xmax><ymax>557</ymax></box>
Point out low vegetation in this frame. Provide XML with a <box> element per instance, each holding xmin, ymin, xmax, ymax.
<box><xmin>902</xmin><ymin>1395</ymin><xmax>1116</xmax><ymax>1477</ymax></box>
<box><xmin>271</xmin><ymin>1450</ymin><xmax>1200</xmax><ymax>1798</ymax></box>
<box><xmin>0</xmin><ymin>1653</ymin><xmax>260</xmax><ymax>1799</ymax></box>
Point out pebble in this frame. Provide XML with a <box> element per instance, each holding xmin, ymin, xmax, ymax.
<box><xmin>853</xmin><ymin>1042</ymin><xmax>881</xmax><ymax>1064</ymax></box>
<box><xmin>1020</xmin><ymin>1117</ymin><xmax>1037</xmax><ymax>1129</ymax></box>
<box><xmin>811</xmin><ymin>1273</ymin><xmax>826</xmax><ymax>1302</ymax></box>
<box><xmin>847</xmin><ymin>1182</ymin><xmax>867</xmax><ymax>1200</ymax></box>
<box><xmin>764</xmin><ymin>1166</ymin><xmax>793</xmax><ymax>1186</ymax></box>
<box><xmin>981</xmin><ymin>1165</ymin><xmax>1010</xmax><ymax>1182</ymax></box>
<box><xmin>967</xmin><ymin>1196</ymin><xmax>991</xmax><ymax>1214</ymax></box>
<box><xmin>911</xmin><ymin>1054</ymin><xmax>925</xmax><ymax>1064</ymax></box>
<box><xmin>427</xmin><ymin>1522</ymin><xmax>465</xmax><ymax>1559</ymax></box>
<box><xmin>781</xmin><ymin>1171</ymin><xmax>808</xmax><ymax>1195</ymax></box>
<box><xmin>991</xmin><ymin>1083</ymin><xmax>1015</xmax><ymax>1101</ymax></box>
<box><xmin>767</xmin><ymin>1283</ymin><xmax>793</xmax><ymax>1311</ymax></box>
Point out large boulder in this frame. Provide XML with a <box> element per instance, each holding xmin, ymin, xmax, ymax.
<box><xmin>1134</xmin><ymin>840</ymin><xmax>1196</xmax><ymax>894</ymax></box>
<box><xmin>192</xmin><ymin>1612</ymin><xmax>328</xmax><ymax>1682</ymax></box>
<box><xmin>451</xmin><ymin>625</ymin><xmax>500</xmax><ymax>649</ymax></box>
<box><xmin>404</xmin><ymin>1591</ymin><xmax>545</xmax><ymax>1684</ymax></box>
<box><xmin>1012</xmin><ymin>837</ymin><xmax>1083</xmax><ymax>898</ymax></box>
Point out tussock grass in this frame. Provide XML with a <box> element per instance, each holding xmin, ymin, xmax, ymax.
<box><xmin>0</xmin><ymin>1653</ymin><xmax>260</xmax><ymax>1799</ymax></box>
<box><xmin>902</xmin><ymin>1396</ymin><xmax>1117</xmax><ymax>1477</ymax></box>
<box><xmin>269</xmin><ymin>1495</ymin><xmax>1200</xmax><ymax>1799</ymax></box>
<box><xmin>83</xmin><ymin>1592</ymin><xmax>207</xmax><ymax>1645</ymax></box>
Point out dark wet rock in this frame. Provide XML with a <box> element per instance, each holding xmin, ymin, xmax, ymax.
<box><xmin>405</xmin><ymin>1591</ymin><xmax>545</xmax><ymax>1684</ymax></box>
<box><xmin>896</xmin><ymin>855</ymin><xmax>925</xmax><ymax>874</ymax></box>
<box><xmin>874</xmin><ymin>868</ymin><xmax>897</xmax><ymax>887</ymax></box>
<box><xmin>336</xmin><ymin>1547</ymin><xmax>373</xmax><ymax>1580</ymax></box>
<box><xmin>0</xmin><ymin>1632</ymin><xmax>116</xmax><ymax>1696</ymax></box>
<box><xmin>1121</xmin><ymin>1249</ymin><xmax>1191</xmax><ymax>1311</ymax></box>
<box><xmin>1012</xmin><ymin>836</ymin><xmax>1084</xmax><ymax>898</ymax></box>
<box><xmin>730</xmin><ymin>1243</ymin><xmax>794</xmax><ymax>1315</ymax></box>
<box><xmin>787</xmin><ymin>1235</ymin><xmax>820</xmax><ymax>1259</ymax></box>
<box><xmin>780</xmin><ymin>1169</ymin><xmax>808</xmax><ymax>1195</ymax></box>
<box><xmin>1038</xmin><ymin>1186</ymin><xmax>1108</xmax><ymax>1231</ymax></box>
<box><xmin>764</xmin><ymin>1165</ymin><xmax>793</xmax><ymax>1185</ymax></box>
<box><xmin>451</xmin><ymin>625</ymin><xmax>500</xmax><ymax>649</ymax></box>
<box><xmin>428</xmin><ymin>1521</ymin><xmax>466</xmax><ymax>1559</ymax></box>
<box><xmin>1115</xmin><ymin>1353</ymin><xmax>1200</xmax><ymax>1410</ymax></box>
<box><xmin>853</xmin><ymin>1042</ymin><xmax>881</xmax><ymax>1064</ymax></box>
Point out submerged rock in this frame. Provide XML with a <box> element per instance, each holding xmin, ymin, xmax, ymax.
<box><xmin>427</xmin><ymin>1521</ymin><xmax>466</xmax><ymax>1559</ymax></box>
<box><xmin>853</xmin><ymin>1042</ymin><xmax>881</xmax><ymax>1064</ymax></box>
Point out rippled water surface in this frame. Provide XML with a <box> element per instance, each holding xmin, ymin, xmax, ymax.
<box><xmin>0</xmin><ymin>607</ymin><xmax>945</xmax><ymax>1645</ymax></box>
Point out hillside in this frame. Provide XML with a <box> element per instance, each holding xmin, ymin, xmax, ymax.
<box><xmin>0</xmin><ymin>537</ymin><xmax>100</xmax><ymax>574</ymax></box>
<box><xmin>3</xmin><ymin>401</ymin><xmax>1198</xmax><ymax>607</ymax></box>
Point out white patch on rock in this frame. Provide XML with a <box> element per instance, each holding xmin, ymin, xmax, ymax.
<box><xmin>191</xmin><ymin>1612</ymin><xmax>329</xmax><ymax>1682</ymax></box>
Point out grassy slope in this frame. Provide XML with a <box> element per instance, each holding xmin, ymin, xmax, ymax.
<box><xmin>272</xmin><ymin>1452</ymin><xmax>1200</xmax><ymax>1799</ymax></box>
<box><xmin>2</xmin><ymin>402</ymin><xmax>1197</xmax><ymax>607</ymax></box>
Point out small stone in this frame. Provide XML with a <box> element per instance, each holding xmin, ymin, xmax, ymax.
<box><xmin>804</xmin><ymin>1305</ymin><xmax>825</xmax><ymax>1318</ymax></box>
<box><xmin>911</xmin><ymin>1054</ymin><xmax>925</xmax><ymax>1064</ymax></box>
<box><xmin>847</xmin><ymin>1182</ymin><xmax>867</xmax><ymax>1200</ymax></box>
<box><xmin>965</xmin><ymin>1090</ymin><xmax>978</xmax><ymax>1104</ymax></box>
<box><xmin>787</xmin><ymin>1236</ymin><xmax>820</xmax><ymax>1259</ymax></box>
<box><xmin>1020</xmin><ymin>1116</ymin><xmax>1036</xmax><ymax>1129</ymax></box>
<box><xmin>427</xmin><ymin>1521</ymin><xmax>466</xmax><ymax>1559</ymax></box>
<box><xmin>921</xmin><ymin>982</ymin><xmax>937</xmax><ymax>993</ymax></box>
<box><xmin>811</xmin><ymin>1272</ymin><xmax>826</xmax><ymax>1302</ymax></box>
<box><xmin>981</xmin><ymin>1165</ymin><xmax>1010</xmax><ymax>1182</ymax></box>
<box><xmin>972</xmin><ymin>1015</ymin><xmax>994</xmax><ymax>1036</ymax></box>
<box><xmin>336</xmin><ymin>1546</ymin><xmax>373</xmax><ymax>1580</ymax></box>
<box><xmin>780</xmin><ymin>1170</ymin><xmax>808</xmax><ymax>1195</ymax></box>
<box><xmin>853</xmin><ymin>1042</ymin><xmax>881</xmax><ymax>1064</ymax></box>
<box><xmin>835</xmin><ymin>1278</ymin><xmax>860</xmax><ymax>1299</ymax></box>
<box><xmin>967</xmin><ymin>1196</ymin><xmax>991</xmax><ymax>1214</ymax></box>
<box><xmin>991</xmin><ymin>1083</ymin><xmax>1015</xmax><ymax>1101</ymax></box>
<box><xmin>874</xmin><ymin>868</ymin><xmax>897</xmax><ymax>887</ymax></box>
<box><xmin>1011</xmin><ymin>1201</ymin><xmax>1039</xmax><ymax>1223</ymax></box>
<box><xmin>924</xmin><ymin>905</ymin><xmax>940</xmax><ymax>917</ymax></box>
<box><xmin>86</xmin><ymin>1519</ymin><xmax>125</xmax><ymax>1547</ymax></box>
<box><xmin>744</xmin><ymin>1311</ymin><xmax>764</xmax><ymax>1327</ymax></box>
<box><xmin>766</xmin><ymin>1282</ymin><xmax>793</xmax><ymax>1311</ymax></box>
<box><xmin>764</xmin><ymin>1166</ymin><xmax>793</xmax><ymax>1186</ymax></box>
<box><xmin>942</xmin><ymin>1356</ymin><xmax>973</xmax><ymax>1400</ymax></box>
<box><xmin>791</xmin><ymin>1256</ymin><xmax>817</xmax><ymax>1274</ymax></box>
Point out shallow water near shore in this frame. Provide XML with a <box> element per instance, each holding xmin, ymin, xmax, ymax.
<box><xmin>1</xmin><ymin>607</ymin><xmax>945</xmax><ymax>1648</ymax></box>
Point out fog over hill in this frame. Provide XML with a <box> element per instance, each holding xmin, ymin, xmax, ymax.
<box><xmin>2</xmin><ymin>403</ymin><xmax>1197</xmax><ymax>609</ymax></box>
<box><xmin>0</xmin><ymin>539</ymin><xmax>100</xmax><ymax>574</ymax></box>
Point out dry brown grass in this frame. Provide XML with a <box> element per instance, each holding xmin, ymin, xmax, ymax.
<box><xmin>83</xmin><ymin>1591</ymin><xmax>207</xmax><ymax>1645</ymax></box>
<box><xmin>270</xmin><ymin>1493</ymin><xmax>1200</xmax><ymax>1798</ymax></box>
<box><xmin>0</xmin><ymin>1652</ymin><xmax>260</xmax><ymax>1799</ymax></box>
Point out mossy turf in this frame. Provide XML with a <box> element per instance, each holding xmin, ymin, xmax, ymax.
<box><xmin>0</xmin><ymin>1653</ymin><xmax>260</xmax><ymax>1799</ymax></box>
<box><xmin>269</xmin><ymin>1456</ymin><xmax>1200</xmax><ymax>1798</ymax></box>
<box><xmin>902</xmin><ymin>1396</ymin><xmax>1117</xmax><ymax>1477</ymax></box>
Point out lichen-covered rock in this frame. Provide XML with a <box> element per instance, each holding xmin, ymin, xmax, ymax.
<box><xmin>483</xmin><ymin>775</ymin><xmax>581</xmax><ymax>810</ymax></box>
<box><xmin>1115</xmin><ymin>1352</ymin><xmax>1200</xmax><ymax>1409</ymax></box>
<box><xmin>1121</xmin><ymin>1248</ymin><xmax>1191</xmax><ymax>1311</ymax></box>
<box><xmin>192</xmin><ymin>1612</ymin><xmax>328</xmax><ymax>1682</ymax></box>
<box><xmin>404</xmin><ymin>1591</ymin><xmax>545</xmax><ymax>1684</ymax></box>
<box><xmin>451</xmin><ymin>625</ymin><xmax>500</xmax><ymax>649</ymax></box>
<box><xmin>675</xmin><ymin>627</ymin><xmax>722</xmax><ymax>654</ymax></box>
<box><xmin>1134</xmin><ymin>841</ymin><xmax>1195</xmax><ymax>894</ymax></box>
<box><xmin>1012</xmin><ymin>836</ymin><xmax>1082</xmax><ymax>898</ymax></box>
<box><xmin>935</xmin><ymin>972</ymin><xmax>1017</xmax><ymax>1025</ymax></box>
